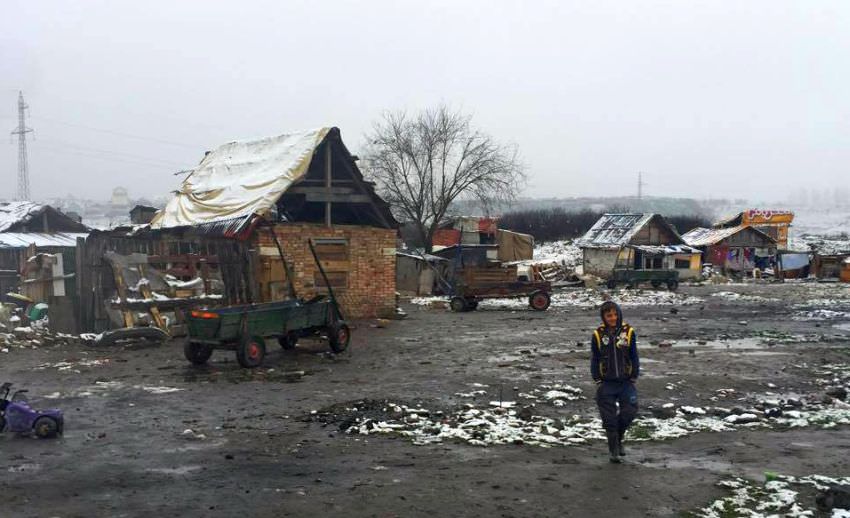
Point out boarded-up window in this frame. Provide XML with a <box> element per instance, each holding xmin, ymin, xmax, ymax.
<box><xmin>314</xmin><ymin>271</ymin><xmax>348</xmax><ymax>291</ymax></box>
<box><xmin>313</xmin><ymin>239</ymin><xmax>348</xmax><ymax>291</ymax></box>
<box><xmin>313</xmin><ymin>240</ymin><xmax>348</xmax><ymax>262</ymax></box>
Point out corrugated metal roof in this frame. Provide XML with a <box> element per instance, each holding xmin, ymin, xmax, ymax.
<box><xmin>0</xmin><ymin>201</ymin><xmax>48</xmax><ymax>232</ymax></box>
<box><xmin>576</xmin><ymin>214</ymin><xmax>654</xmax><ymax>248</ymax></box>
<box><xmin>0</xmin><ymin>232</ymin><xmax>88</xmax><ymax>248</ymax></box>
<box><xmin>681</xmin><ymin>226</ymin><xmax>746</xmax><ymax>247</ymax></box>
<box><xmin>681</xmin><ymin>226</ymin><xmax>776</xmax><ymax>247</ymax></box>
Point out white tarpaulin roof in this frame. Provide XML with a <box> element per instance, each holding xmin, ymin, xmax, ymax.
<box><xmin>150</xmin><ymin>128</ymin><xmax>331</xmax><ymax>229</ymax></box>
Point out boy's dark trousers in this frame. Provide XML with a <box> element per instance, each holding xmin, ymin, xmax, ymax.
<box><xmin>596</xmin><ymin>380</ymin><xmax>638</xmax><ymax>442</ymax></box>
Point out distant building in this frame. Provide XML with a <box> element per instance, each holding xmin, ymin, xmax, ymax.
<box><xmin>130</xmin><ymin>205</ymin><xmax>159</xmax><ymax>225</ymax></box>
<box><xmin>682</xmin><ymin>226</ymin><xmax>777</xmax><ymax>274</ymax></box>
<box><xmin>577</xmin><ymin>213</ymin><xmax>701</xmax><ymax>279</ymax></box>
<box><xmin>714</xmin><ymin>209</ymin><xmax>794</xmax><ymax>249</ymax></box>
<box><xmin>111</xmin><ymin>187</ymin><xmax>130</xmax><ymax>207</ymax></box>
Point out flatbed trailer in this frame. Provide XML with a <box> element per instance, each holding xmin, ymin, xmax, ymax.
<box><xmin>184</xmin><ymin>233</ymin><xmax>350</xmax><ymax>368</ymax></box>
<box><xmin>184</xmin><ymin>296</ymin><xmax>349</xmax><ymax>368</ymax></box>
<box><xmin>449</xmin><ymin>280</ymin><xmax>553</xmax><ymax>312</ymax></box>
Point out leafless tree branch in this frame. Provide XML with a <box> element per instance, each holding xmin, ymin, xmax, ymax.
<box><xmin>362</xmin><ymin>105</ymin><xmax>525</xmax><ymax>251</ymax></box>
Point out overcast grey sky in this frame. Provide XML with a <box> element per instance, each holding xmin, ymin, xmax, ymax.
<box><xmin>2</xmin><ymin>0</ymin><xmax>849</xmax><ymax>203</ymax></box>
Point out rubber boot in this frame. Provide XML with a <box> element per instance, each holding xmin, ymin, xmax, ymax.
<box><xmin>618</xmin><ymin>428</ymin><xmax>626</xmax><ymax>456</ymax></box>
<box><xmin>606</xmin><ymin>429</ymin><xmax>621</xmax><ymax>463</ymax></box>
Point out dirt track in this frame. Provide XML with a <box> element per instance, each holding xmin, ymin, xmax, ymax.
<box><xmin>1</xmin><ymin>282</ymin><xmax>849</xmax><ymax>517</ymax></box>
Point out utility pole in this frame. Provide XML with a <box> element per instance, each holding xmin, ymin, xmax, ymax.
<box><xmin>637</xmin><ymin>171</ymin><xmax>645</xmax><ymax>201</ymax></box>
<box><xmin>11</xmin><ymin>91</ymin><xmax>33</xmax><ymax>201</ymax></box>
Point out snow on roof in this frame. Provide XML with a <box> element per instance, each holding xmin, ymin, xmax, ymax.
<box><xmin>150</xmin><ymin>128</ymin><xmax>331</xmax><ymax>229</ymax></box>
<box><xmin>681</xmin><ymin>225</ymin><xmax>776</xmax><ymax>247</ymax></box>
<box><xmin>0</xmin><ymin>201</ymin><xmax>48</xmax><ymax>232</ymax></box>
<box><xmin>576</xmin><ymin>213</ymin><xmax>654</xmax><ymax>248</ymax></box>
<box><xmin>682</xmin><ymin>226</ymin><xmax>746</xmax><ymax>247</ymax></box>
<box><xmin>629</xmin><ymin>244</ymin><xmax>701</xmax><ymax>255</ymax></box>
<box><xmin>0</xmin><ymin>232</ymin><xmax>88</xmax><ymax>248</ymax></box>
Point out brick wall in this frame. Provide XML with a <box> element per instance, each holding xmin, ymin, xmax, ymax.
<box><xmin>253</xmin><ymin>223</ymin><xmax>397</xmax><ymax>319</ymax></box>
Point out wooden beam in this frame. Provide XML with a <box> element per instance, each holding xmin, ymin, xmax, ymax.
<box><xmin>288</xmin><ymin>186</ymin><xmax>358</xmax><ymax>196</ymax></box>
<box><xmin>304</xmin><ymin>193</ymin><xmax>372</xmax><ymax>204</ymax></box>
<box><xmin>324</xmin><ymin>141</ymin><xmax>332</xmax><ymax>227</ymax></box>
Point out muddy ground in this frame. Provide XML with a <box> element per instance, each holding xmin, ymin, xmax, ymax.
<box><xmin>1</xmin><ymin>282</ymin><xmax>849</xmax><ymax>517</ymax></box>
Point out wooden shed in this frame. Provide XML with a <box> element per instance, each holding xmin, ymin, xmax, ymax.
<box><xmin>682</xmin><ymin>226</ymin><xmax>777</xmax><ymax>274</ymax></box>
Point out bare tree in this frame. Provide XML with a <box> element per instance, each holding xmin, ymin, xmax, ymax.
<box><xmin>363</xmin><ymin>105</ymin><xmax>525</xmax><ymax>252</ymax></box>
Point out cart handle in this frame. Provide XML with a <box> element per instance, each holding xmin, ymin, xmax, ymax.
<box><xmin>265</xmin><ymin>226</ymin><xmax>298</xmax><ymax>300</ymax></box>
<box><xmin>308</xmin><ymin>239</ymin><xmax>345</xmax><ymax>322</ymax></box>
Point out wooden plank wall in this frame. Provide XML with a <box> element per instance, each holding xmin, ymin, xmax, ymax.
<box><xmin>76</xmin><ymin>233</ymin><xmax>255</xmax><ymax>333</ymax></box>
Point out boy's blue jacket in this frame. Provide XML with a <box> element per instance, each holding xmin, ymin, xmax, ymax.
<box><xmin>591</xmin><ymin>302</ymin><xmax>639</xmax><ymax>382</ymax></box>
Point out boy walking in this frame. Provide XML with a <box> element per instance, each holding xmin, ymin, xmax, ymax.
<box><xmin>590</xmin><ymin>301</ymin><xmax>639</xmax><ymax>463</ymax></box>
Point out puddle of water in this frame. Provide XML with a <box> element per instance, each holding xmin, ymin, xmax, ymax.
<box><xmin>182</xmin><ymin>366</ymin><xmax>309</xmax><ymax>384</ymax></box>
<box><xmin>146</xmin><ymin>465</ymin><xmax>202</xmax><ymax>476</ymax></box>
<box><xmin>673</xmin><ymin>338</ymin><xmax>768</xmax><ymax>350</ymax></box>
<box><xmin>641</xmin><ymin>457</ymin><xmax>734</xmax><ymax>474</ymax></box>
<box><xmin>7</xmin><ymin>463</ymin><xmax>41</xmax><ymax>473</ymax></box>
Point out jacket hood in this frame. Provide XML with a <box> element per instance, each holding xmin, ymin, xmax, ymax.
<box><xmin>599</xmin><ymin>300</ymin><xmax>623</xmax><ymax>330</ymax></box>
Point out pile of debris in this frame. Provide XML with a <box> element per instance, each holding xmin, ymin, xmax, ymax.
<box><xmin>0</xmin><ymin>322</ymin><xmax>77</xmax><ymax>353</ymax></box>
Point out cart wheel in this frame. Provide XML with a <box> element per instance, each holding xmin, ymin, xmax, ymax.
<box><xmin>33</xmin><ymin>416</ymin><xmax>58</xmax><ymax>439</ymax></box>
<box><xmin>667</xmin><ymin>280</ymin><xmax>679</xmax><ymax>291</ymax></box>
<box><xmin>450</xmin><ymin>297</ymin><xmax>467</xmax><ymax>312</ymax></box>
<box><xmin>328</xmin><ymin>323</ymin><xmax>351</xmax><ymax>353</ymax></box>
<box><xmin>0</xmin><ymin>415</ymin><xmax>6</xmax><ymax>432</ymax></box>
<box><xmin>184</xmin><ymin>340</ymin><xmax>213</xmax><ymax>365</ymax></box>
<box><xmin>651</xmin><ymin>280</ymin><xmax>662</xmax><ymax>289</ymax></box>
<box><xmin>236</xmin><ymin>336</ymin><xmax>266</xmax><ymax>368</ymax></box>
<box><xmin>529</xmin><ymin>291</ymin><xmax>551</xmax><ymax>311</ymax></box>
<box><xmin>606</xmin><ymin>280</ymin><xmax>617</xmax><ymax>290</ymax></box>
<box><xmin>278</xmin><ymin>333</ymin><xmax>298</xmax><ymax>350</ymax></box>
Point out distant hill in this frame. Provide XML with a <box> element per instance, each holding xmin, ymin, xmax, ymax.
<box><xmin>452</xmin><ymin>196</ymin><xmax>728</xmax><ymax>219</ymax></box>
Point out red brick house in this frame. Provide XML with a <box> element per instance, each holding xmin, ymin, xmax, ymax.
<box><xmin>149</xmin><ymin>127</ymin><xmax>398</xmax><ymax>319</ymax></box>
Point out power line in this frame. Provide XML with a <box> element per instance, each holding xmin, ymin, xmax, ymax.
<box><xmin>36</xmin><ymin>137</ymin><xmax>187</xmax><ymax>168</ymax></box>
<box><xmin>30</xmin><ymin>115</ymin><xmax>203</xmax><ymax>150</ymax></box>
<box><xmin>38</xmin><ymin>146</ymin><xmax>188</xmax><ymax>170</ymax></box>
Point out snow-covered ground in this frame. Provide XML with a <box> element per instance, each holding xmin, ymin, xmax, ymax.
<box><xmin>694</xmin><ymin>475</ymin><xmax>850</xmax><ymax>517</ymax></box>
<box><xmin>412</xmin><ymin>288</ymin><xmax>703</xmax><ymax>309</ymax></box>
<box><xmin>528</xmin><ymin>240</ymin><xmax>583</xmax><ymax>269</ymax></box>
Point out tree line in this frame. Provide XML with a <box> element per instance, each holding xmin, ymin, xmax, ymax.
<box><xmin>498</xmin><ymin>207</ymin><xmax>711</xmax><ymax>243</ymax></box>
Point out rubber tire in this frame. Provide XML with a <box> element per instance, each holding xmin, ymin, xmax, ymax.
<box><xmin>184</xmin><ymin>340</ymin><xmax>213</xmax><ymax>365</ymax></box>
<box><xmin>328</xmin><ymin>323</ymin><xmax>351</xmax><ymax>354</ymax></box>
<box><xmin>667</xmin><ymin>280</ymin><xmax>679</xmax><ymax>291</ymax></box>
<box><xmin>651</xmin><ymin>280</ymin><xmax>662</xmax><ymax>289</ymax></box>
<box><xmin>606</xmin><ymin>280</ymin><xmax>617</xmax><ymax>290</ymax></box>
<box><xmin>278</xmin><ymin>334</ymin><xmax>298</xmax><ymax>350</ymax></box>
<box><xmin>33</xmin><ymin>416</ymin><xmax>58</xmax><ymax>438</ymax></box>
<box><xmin>450</xmin><ymin>297</ymin><xmax>467</xmax><ymax>312</ymax></box>
<box><xmin>236</xmin><ymin>336</ymin><xmax>266</xmax><ymax>368</ymax></box>
<box><xmin>529</xmin><ymin>291</ymin><xmax>551</xmax><ymax>311</ymax></box>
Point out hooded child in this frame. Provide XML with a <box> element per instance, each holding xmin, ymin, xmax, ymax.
<box><xmin>590</xmin><ymin>300</ymin><xmax>639</xmax><ymax>463</ymax></box>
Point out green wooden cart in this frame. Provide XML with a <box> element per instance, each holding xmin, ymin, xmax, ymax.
<box><xmin>184</xmin><ymin>296</ymin><xmax>350</xmax><ymax>368</ymax></box>
<box><xmin>183</xmin><ymin>235</ymin><xmax>351</xmax><ymax>368</ymax></box>
<box><xmin>606</xmin><ymin>269</ymin><xmax>679</xmax><ymax>290</ymax></box>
